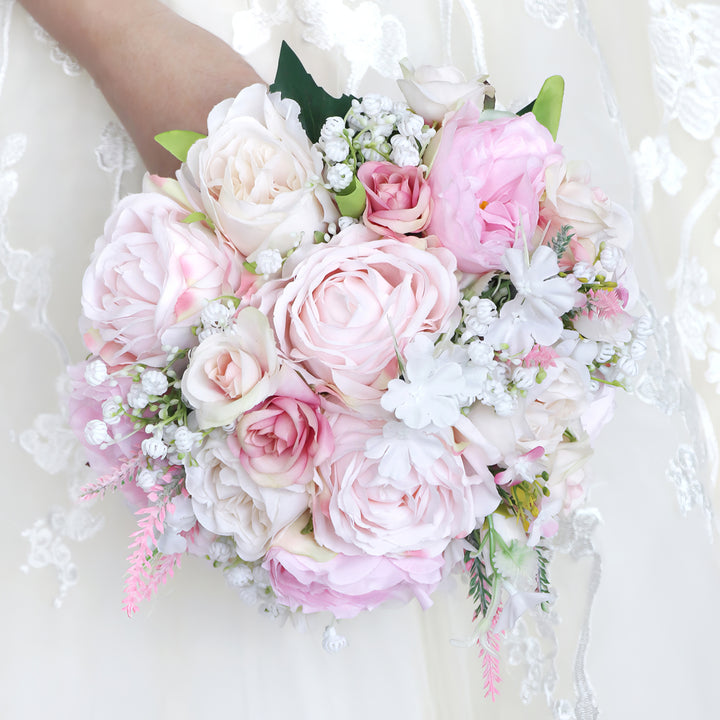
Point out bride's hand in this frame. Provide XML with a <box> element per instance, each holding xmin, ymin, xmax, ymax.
<box><xmin>19</xmin><ymin>0</ymin><xmax>264</xmax><ymax>175</ymax></box>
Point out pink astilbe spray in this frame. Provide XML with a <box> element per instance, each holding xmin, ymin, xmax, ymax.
<box><xmin>122</xmin><ymin>487</ymin><xmax>187</xmax><ymax>616</ymax></box>
<box><xmin>582</xmin><ymin>288</ymin><xmax>627</xmax><ymax>319</ymax></box>
<box><xmin>478</xmin><ymin>605</ymin><xmax>504</xmax><ymax>701</ymax></box>
<box><xmin>80</xmin><ymin>453</ymin><xmax>145</xmax><ymax>500</ymax></box>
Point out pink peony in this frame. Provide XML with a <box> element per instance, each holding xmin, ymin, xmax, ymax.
<box><xmin>234</xmin><ymin>367</ymin><xmax>334</xmax><ymax>488</ymax></box>
<box><xmin>259</xmin><ymin>224</ymin><xmax>460</xmax><ymax>404</ymax></box>
<box><xmin>426</xmin><ymin>105</ymin><xmax>563</xmax><ymax>274</ymax></box>
<box><xmin>312</xmin><ymin>413</ymin><xmax>483</xmax><ymax>556</ymax></box>
<box><xmin>81</xmin><ymin>192</ymin><xmax>244</xmax><ymax>367</ymax></box>
<box><xmin>358</xmin><ymin>161</ymin><xmax>432</xmax><ymax>238</ymax></box>
<box><xmin>263</xmin><ymin>516</ymin><xmax>445</xmax><ymax>618</ymax></box>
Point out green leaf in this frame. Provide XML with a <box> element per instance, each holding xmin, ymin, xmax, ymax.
<box><xmin>334</xmin><ymin>176</ymin><xmax>366</xmax><ymax>218</ymax></box>
<box><xmin>154</xmin><ymin>130</ymin><xmax>206</xmax><ymax>162</ymax></box>
<box><xmin>181</xmin><ymin>212</ymin><xmax>206</xmax><ymax>225</ymax></box>
<box><xmin>531</xmin><ymin>75</ymin><xmax>564</xmax><ymax>140</ymax></box>
<box><xmin>270</xmin><ymin>41</ymin><xmax>355</xmax><ymax>143</ymax></box>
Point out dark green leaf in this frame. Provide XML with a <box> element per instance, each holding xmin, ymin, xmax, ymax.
<box><xmin>270</xmin><ymin>41</ymin><xmax>355</xmax><ymax>143</ymax></box>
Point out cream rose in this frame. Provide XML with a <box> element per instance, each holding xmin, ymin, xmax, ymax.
<box><xmin>181</xmin><ymin>307</ymin><xmax>280</xmax><ymax>429</ymax></box>
<box><xmin>397</xmin><ymin>61</ymin><xmax>494</xmax><ymax>123</ymax></box>
<box><xmin>179</xmin><ymin>84</ymin><xmax>337</xmax><ymax>262</ymax></box>
<box><xmin>186</xmin><ymin>433</ymin><xmax>309</xmax><ymax>561</ymax></box>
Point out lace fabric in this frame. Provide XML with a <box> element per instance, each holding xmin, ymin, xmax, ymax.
<box><xmin>3</xmin><ymin>1</ymin><xmax>720</xmax><ymax>718</ymax></box>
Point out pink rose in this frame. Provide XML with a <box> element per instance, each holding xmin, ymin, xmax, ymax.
<box><xmin>234</xmin><ymin>368</ymin><xmax>334</xmax><ymax>488</ymax></box>
<box><xmin>81</xmin><ymin>193</ymin><xmax>243</xmax><ymax>367</ymax></box>
<box><xmin>312</xmin><ymin>413</ymin><xmax>481</xmax><ymax>556</ymax></box>
<box><xmin>358</xmin><ymin>161</ymin><xmax>432</xmax><ymax>238</ymax></box>
<box><xmin>263</xmin><ymin>516</ymin><xmax>445</xmax><ymax>618</ymax></box>
<box><xmin>181</xmin><ymin>307</ymin><xmax>280</xmax><ymax>429</ymax></box>
<box><xmin>426</xmin><ymin>105</ymin><xmax>563</xmax><ymax>274</ymax></box>
<box><xmin>260</xmin><ymin>224</ymin><xmax>460</xmax><ymax>404</ymax></box>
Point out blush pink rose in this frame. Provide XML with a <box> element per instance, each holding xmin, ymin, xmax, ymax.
<box><xmin>259</xmin><ymin>224</ymin><xmax>460</xmax><ymax>404</ymax></box>
<box><xmin>233</xmin><ymin>368</ymin><xmax>334</xmax><ymax>488</ymax></box>
<box><xmin>263</xmin><ymin>516</ymin><xmax>445</xmax><ymax>618</ymax></box>
<box><xmin>181</xmin><ymin>307</ymin><xmax>280</xmax><ymax>429</ymax></box>
<box><xmin>358</xmin><ymin>161</ymin><xmax>432</xmax><ymax>238</ymax></box>
<box><xmin>426</xmin><ymin>105</ymin><xmax>563</xmax><ymax>274</ymax></box>
<box><xmin>81</xmin><ymin>192</ymin><xmax>244</xmax><ymax>367</ymax></box>
<box><xmin>312</xmin><ymin>413</ymin><xmax>480</xmax><ymax>556</ymax></box>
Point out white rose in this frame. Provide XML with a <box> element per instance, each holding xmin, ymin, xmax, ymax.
<box><xmin>186</xmin><ymin>433</ymin><xmax>308</xmax><ymax>562</ymax></box>
<box><xmin>179</xmin><ymin>84</ymin><xmax>338</xmax><ymax>262</ymax></box>
<box><xmin>397</xmin><ymin>60</ymin><xmax>493</xmax><ymax>123</ymax></box>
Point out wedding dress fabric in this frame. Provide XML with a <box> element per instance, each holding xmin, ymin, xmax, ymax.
<box><xmin>2</xmin><ymin>1</ymin><xmax>720</xmax><ymax>718</ymax></box>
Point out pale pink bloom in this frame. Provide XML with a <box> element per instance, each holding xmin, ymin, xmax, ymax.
<box><xmin>312</xmin><ymin>413</ymin><xmax>493</xmax><ymax>557</ymax></box>
<box><xmin>185</xmin><ymin>432</ymin><xmax>308</xmax><ymax>561</ymax></box>
<box><xmin>260</xmin><ymin>224</ymin><xmax>460</xmax><ymax>405</ymax></box>
<box><xmin>397</xmin><ymin>61</ymin><xmax>493</xmax><ymax>123</ymax></box>
<box><xmin>181</xmin><ymin>307</ymin><xmax>280</xmax><ymax>429</ymax></box>
<box><xmin>263</xmin><ymin>516</ymin><xmax>445</xmax><ymax>618</ymax></box>
<box><xmin>574</xmin><ymin>288</ymin><xmax>635</xmax><ymax>343</ymax></box>
<box><xmin>81</xmin><ymin>193</ymin><xmax>243</xmax><ymax>367</ymax></box>
<box><xmin>178</xmin><ymin>84</ymin><xmax>337</xmax><ymax>262</ymax></box>
<box><xmin>233</xmin><ymin>367</ymin><xmax>334</xmax><ymax>488</ymax></box>
<box><xmin>426</xmin><ymin>106</ymin><xmax>562</xmax><ymax>274</ymax></box>
<box><xmin>357</xmin><ymin>161</ymin><xmax>432</xmax><ymax>238</ymax></box>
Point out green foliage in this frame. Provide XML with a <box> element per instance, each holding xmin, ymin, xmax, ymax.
<box><xmin>517</xmin><ymin>75</ymin><xmax>565</xmax><ymax>141</ymax></box>
<box><xmin>154</xmin><ymin>130</ymin><xmax>206</xmax><ymax>162</ymax></box>
<box><xmin>270</xmin><ymin>41</ymin><xmax>355</xmax><ymax>143</ymax></box>
<box><xmin>334</xmin><ymin>175</ymin><xmax>367</xmax><ymax>217</ymax></box>
<box><xmin>465</xmin><ymin>529</ymin><xmax>493</xmax><ymax>619</ymax></box>
<box><xmin>551</xmin><ymin>224</ymin><xmax>575</xmax><ymax>258</ymax></box>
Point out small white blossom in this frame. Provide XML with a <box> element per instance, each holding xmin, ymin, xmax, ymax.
<box><xmin>572</xmin><ymin>262</ymin><xmax>596</xmax><ymax>282</ymax></box>
<box><xmin>141</xmin><ymin>436</ymin><xmax>168</xmax><ymax>460</ymax></box>
<box><xmin>493</xmin><ymin>392</ymin><xmax>518</xmax><ymax>417</ymax></box>
<box><xmin>617</xmin><ymin>356</ymin><xmax>638</xmax><ymax>377</ymax></box>
<box><xmin>599</xmin><ymin>245</ymin><xmax>622</xmax><ymax>272</ymax></box>
<box><xmin>320</xmin><ymin>116</ymin><xmax>345</xmax><ymax>140</ymax></box>
<box><xmin>136</xmin><ymin>468</ymin><xmax>160</xmax><ymax>491</ymax></box>
<box><xmin>225</xmin><ymin>565</ymin><xmax>254</xmax><ymax>588</ymax></box>
<box><xmin>327</xmin><ymin>163</ymin><xmax>354</xmax><ymax>191</ymax></box>
<box><xmin>127</xmin><ymin>383</ymin><xmax>150</xmax><ymax>410</ymax></box>
<box><xmin>101</xmin><ymin>398</ymin><xmax>123</xmax><ymax>425</ymax></box>
<box><xmin>360</xmin><ymin>93</ymin><xmax>392</xmax><ymax>116</ymax></box>
<box><xmin>322</xmin><ymin>625</ymin><xmax>349</xmax><ymax>654</ymax></box>
<box><xmin>323</xmin><ymin>136</ymin><xmax>350</xmax><ymax>163</ymax></box>
<box><xmin>255</xmin><ymin>248</ymin><xmax>283</xmax><ymax>275</ymax></box>
<box><xmin>141</xmin><ymin>369</ymin><xmax>169</xmax><ymax>396</ymax></box>
<box><xmin>467</xmin><ymin>340</ymin><xmax>496</xmax><ymax>366</ymax></box>
<box><xmin>361</xmin><ymin>146</ymin><xmax>384</xmax><ymax>162</ymax></box>
<box><xmin>338</xmin><ymin>215</ymin><xmax>356</xmax><ymax>230</ymax></box>
<box><xmin>200</xmin><ymin>300</ymin><xmax>233</xmax><ymax>329</ymax></box>
<box><xmin>389</xmin><ymin>134</ymin><xmax>420</xmax><ymax>166</ymax></box>
<box><xmin>208</xmin><ymin>540</ymin><xmax>234</xmax><ymax>563</ymax></box>
<box><xmin>512</xmin><ymin>366</ymin><xmax>537</xmax><ymax>389</ymax></box>
<box><xmin>595</xmin><ymin>342</ymin><xmax>615</xmax><ymax>364</ymax></box>
<box><xmin>84</xmin><ymin>419</ymin><xmax>111</xmax><ymax>446</ymax></box>
<box><xmin>84</xmin><ymin>359</ymin><xmax>108</xmax><ymax>387</ymax></box>
<box><xmin>397</xmin><ymin>112</ymin><xmax>424</xmax><ymax>138</ymax></box>
<box><xmin>173</xmin><ymin>425</ymin><xmax>201</xmax><ymax>454</ymax></box>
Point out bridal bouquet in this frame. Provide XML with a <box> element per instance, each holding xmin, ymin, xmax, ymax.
<box><xmin>70</xmin><ymin>44</ymin><xmax>646</xmax><ymax>696</ymax></box>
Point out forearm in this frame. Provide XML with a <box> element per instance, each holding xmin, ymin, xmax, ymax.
<box><xmin>20</xmin><ymin>0</ymin><xmax>263</xmax><ymax>175</ymax></box>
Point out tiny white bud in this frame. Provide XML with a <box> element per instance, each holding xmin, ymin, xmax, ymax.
<box><xmin>573</xmin><ymin>262</ymin><xmax>596</xmax><ymax>282</ymax></box>
<box><xmin>84</xmin><ymin>419</ymin><xmax>110</xmax><ymax>446</ymax></box>
<box><xmin>512</xmin><ymin>366</ymin><xmax>537</xmax><ymax>390</ymax></box>
<box><xmin>323</xmin><ymin>136</ymin><xmax>350</xmax><ymax>163</ymax></box>
<box><xmin>141</xmin><ymin>369</ymin><xmax>169</xmax><ymax>396</ymax></box>
<box><xmin>84</xmin><ymin>359</ymin><xmax>108</xmax><ymax>387</ymax></box>
<box><xmin>141</xmin><ymin>436</ymin><xmax>168</xmax><ymax>460</ymax></box>
<box><xmin>127</xmin><ymin>384</ymin><xmax>150</xmax><ymax>410</ymax></box>
<box><xmin>225</xmin><ymin>565</ymin><xmax>254</xmax><ymax>588</ymax></box>
<box><xmin>320</xmin><ymin>116</ymin><xmax>345</xmax><ymax>140</ymax></box>
<box><xmin>136</xmin><ymin>468</ymin><xmax>159</xmax><ymax>491</ymax></box>
<box><xmin>599</xmin><ymin>245</ymin><xmax>622</xmax><ymax>272</ymax></box>
<box><xmin>255</xmin><ymin>248</ymin><xmax>283</xmax><ymax>275</ymax></box>
<box><xmin>327</xmin><ymin>163</ymin><xmax>354</xmax><ymax>191</ymax></box>
<box><xmin>101</xmin><ymin>398</ymin><xmax>123</xmax><ymax>425</ymax></box>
